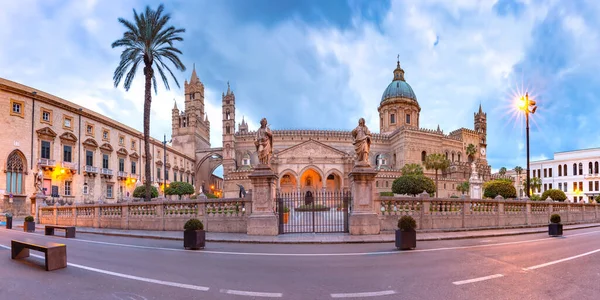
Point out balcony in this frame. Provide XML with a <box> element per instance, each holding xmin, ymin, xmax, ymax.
<box><xmin>84</xmin><ymin>165</ymin><xmax>98</xmax><ymax>176</ymax></box>
<box><xmin>38</xmin><ymin>158</ymin><xmax>56</xmax><ymax>170</ymax></box>
<box><xmin>61</xmin><ymin>161</ymin><xmax>78</xmax><ymax>173</ymax></box>
<box><xmin>100</xmin><ymin>168</ymin><xmax>113</xmax><ymax>178</ymax></box>
<box><xmin>117</xmin><ymin>171</ymin><xmax>128</xmax><ymax>179</ymax></box>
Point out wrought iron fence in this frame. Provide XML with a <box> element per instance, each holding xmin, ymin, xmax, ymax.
<box><xmin>276</xmin><ymin>190</ymin><xmax>351</xmax><ymax>234</ymax></box>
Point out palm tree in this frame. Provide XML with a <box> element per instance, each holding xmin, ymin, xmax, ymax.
<box><xmin>514</xmin><ymin>166</ymin><xmax>523</xmax><ymax>197</ymax></box>
<box><xmin>514</xmin><ymin>166</ymin><xmax>523</xmax><ymax>175</ymax></box>
<box><xmin>499</xmin><ymin>167</ymin><xmax>507</xmax><ymax>176</ymax></box>
<box><xmin>424</xmin><ymin>153</ymin><xmax>450</xmax><ymax>198</ymax></box>
<box><xmin>466</xmin><ymin>144</ymin><xmax>477</xmax><ymax>162</ymax></box>
<box><xmin>523</xmin><ymin>177</ymin><xmax>542</xmax><ymax>195</ymax></box>
<box><xmin>112</xmin><ymin>5</ymin><xmax>186</xmax><ymax>201</ymax></box>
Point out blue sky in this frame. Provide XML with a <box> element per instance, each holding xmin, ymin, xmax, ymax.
<box><xmin>1</xmin><ymin>0</ymin><xmax>600</xmax><ymax>174</ymax></box>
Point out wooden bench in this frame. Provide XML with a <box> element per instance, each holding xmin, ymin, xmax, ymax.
<box><xmin>45</xmin><ymin>225</ymin><xmax>76</xmax><ymax>238</ymax></box>
<box><xmin>11</xmin><ymin>239</ymin><xmax>67</xmax><ymax>271</ymax></box>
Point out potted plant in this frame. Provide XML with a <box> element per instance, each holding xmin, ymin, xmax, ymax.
<box><xmin>183</xmin><ymin>218</ymin><xmax>205</xmax><ymax>250</ymax></box>
<box><xmin>549</xmin><ymin>214</ymin><xmax>563</xmax><ymax>237</ymax></box>
<box><xmin>283</xmin><ymin>206</ymin><xmax>290</xmax><ymax>224</ymax></box>
<box><xmin>24</xmin><ymin>215</ymin><xmax>35</xmax><ymax>233</ymax></box>
<box><xmin>395</xmin><ymin>215</ymin><xmax>417</xmax><ymax>250</ymax></box>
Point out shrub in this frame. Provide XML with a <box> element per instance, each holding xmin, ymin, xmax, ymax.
<box><xmin>541</xmin><ymin>189</ymin><xmax>567</xmax><ymax>202</ymax></box>
<box><xmin>530</xmin><ymin>194</ymin><xmax>541</xmax><ymax>201</ymax></box>
<box><xmin>550</xmin><ymin>214</ymin><xmax>561</xmax><ymax>224</ymax></box>
<box><xmin>184</xmin><ymin>218</ymin><xmax>204</xmax><ymax>231</ymax></box>
<box><xmin>392</xmin><ymin>175</ymin><xmax>436</xmax><ymax>196</ymax></box>
<box><xmin>133</xmin><ymin>185</ymin><xmax>159</xmax><ymax>199</ymax></box>
<box><xmin>450</xmin><ymin>195</ymin><xmax>459</xmax><ymax>198</ymax></box>
<box><xmin>205</xmin><ymin>193</ymin><xmax>218</xmax><ymax>199</ymax></box>
<box><xmin>483</xmin><ymin>180</ymin><xmax>516</xmax><ymax>199</ymax></box>
<box><xmin>595</xmin><ymin>195</ymin><xmax>600</xmax><ymax>203</ymax></box>
<box><xmin>165</xmin><ymin>182</ymin><xmax>195</xmax><ymax>199</ymax></box>
<box><xmin>380</xmin><ymin>192</ymin><xmax>394</xmax><ymax>197</ymax></box>
<box><xmin>398</xmin><ymin>215</ymin><xmax>417</xmax><ymax>231</ymax></box>
<box><xmin>401</xmin><ymin>163</ymin><xmax>424</xmax><ymax>176</ymax></box>
<box><xmin>24</xmin><ymin>215</ymin><xmax>34</xmax><ymax>222</ymax></box>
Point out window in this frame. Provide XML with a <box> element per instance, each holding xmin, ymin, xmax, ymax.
<box><xmin>573</xmin><ymin>164</ymin><xmax>577</xmax><ymax>176</ymax></box>
<box><xmin>6</xmin><ymin>151</ymin><xmax>25</xmax><ymax>194</ymax></box>
<box><xmin>64</xmin><ymin>181</ymin><xmax>72</xmax><ymax>196</ymax></box>
<box><xmin>10</xmin><ymin>99</ymin><xmax>24</xmax><ymax>118</ymax></box>
<box><xmin>41</xmin><ymin>141</ymin><xmax>51</xmax><ymax>159</ymax></box>
<box><xmin>544</xmin><ymin>169</ymin><xmax>547</xmax><ymax>178</ymax></box>
<box><xmin>131</xmin><ymin>140</ymin><xmax>136</xmax><ymax>150</ymax></box>
<box><xmin>166</xmin><ymin>170</ymin><xmax>169</xmax><ymax>180</ymax></box>
<box><xmin>596</xmin><ymin>181</ymin><xmax>599</xmax><ymax>191</ymax></box>
<box><xmin>558</xmin><ymin>166</ymin><xmax>562</xmax><ymax>176</ymax></box>
<box><xmin>102</xmin><ymin>154</ymin><xmax>109</xmax><ymax>169</ymax></box>
<box><xmin>549</xmin><ymin>183</ymin><xmax>552</xmax><ymax>189</ymax></box>
<box><xmin>573</xmin><ymin>182</ymin><xmax>577</xmax><ymax>192</ymax></box>
<box><xmin>226</xmin><ymin>125</ymin><xmax>230</xmax><ymax>134</ymax></box>
<box><xmin>544</xmin><ymin>184</ymin><xmax>547</xmax><ymax>192</ymax></box>
<box><xmin>589</xmin><ymin>181</ymin><xmax>593</xmax><ymax>192</ymax></box>
<box><xmin>102</xmin><ymin>129</ymin><xmax>109</xmax><ymax>141</ymax></box>
<box><xmin>41</xmin><ymin>108</ymin><xmax>52</xmax><ymax>124</ymax></box>
<box><xmin>131</xmin><ymin>161</ymin><xmax>137</xmax><ymax>174</ymax></box>
<box><xmin>421</xmin><ymin>151</ymin><xmax>427</xmax><ymax>162</ymax></box>
<box><xmin>451</xmin><ymin>153</ymin><xmax>455</xmax><ymax>162</ymax></box>
<box><xmin>63</xmin><ymin>145</ymin><xmax>72</xmax><ymax>162</ymax></box>
<box><xmin>119</xmin><ymin>135</ymin><xmax>125</xmax><ymax>146</ymax></box>
<box><xmin>406</xmin><ymin>114</ymin><xmax>411</xmax><ymax>124</ymax></box>
<box><xmin>157</xmin><ymin>168</ymin><xmax>161</xmax><ymax>180</ymax></box>
<box><xmin>119</xmin><ymin>158</ymin><xmax>124</xmax><ymax>172</ymax></box>
<box><xmin>563</xmin><ymin>164</ymin><xmax>567</xmax><ymax>176</ymax></box>
<box><xmin>596</xmin><ymin>162</ymin><xmax>599</xmax><ymax>174</ymax></box>
<box><xmin>559</xmin><ymin>183</ymin><xmax>562</xmax><ymax>191</ymax></box>
<box><xmin>242</xmin><ymin>154</ymin><xmax>251</xmax><ymax>166</ymax></box>
<box><xmin>86</xmin><ymin>123</ymin><xmax>94</xmax><ymax>136</ymax></box>
<box><xmin>579</xmin><ymin>163</ymin><xmax>583</xmax><ymax>175</ymax></box>
<box><xmin>86</xmin><ymin>150</ymin><xmax>93</xmax><ymax>166</ymax></box>
<box><xmin>579</xmin><ymin>182</ymin><xmax>583</xmax><ymax>192</ymax></box>
<box><xmin>390</xmin><ymin>114</ymin><xmax>396</xmax><ymax>124</ymax></box>
<box><xmin>376</xmin><ymin>181</ymin><xmax>379</xmax><ymax>188</ymax></box>
<box><xmin>63</xmin><ymin>116</ymin><xmax>73</xmax><ymax>130</ymax></box>
<box><xmin>457</xmin><ymin>153</ymin><xmax>461</xmax><ymax>162</ymax></box>
<box><xmin>83</xmin><ymin>183</ymin><xmax>89</xmax><ymax>195</ymax></box>
<box><xmin>106</xmin><ymin>184</ymin><xmax>113</xmax><ymax>198</ymax></box>
<box><xmin>564</xmin><ymin>182</ymin><xmax>567</xmax><ymax>192</ymax></box>
<box><xmin>549</xmin><ymin>168</ymin><xmax>553</xmax><ymax>177</ymax></box>
<box><xmin>590</xmin><ymin>162</ymin><xmax>594</xmax><ymax>174</ymax></box>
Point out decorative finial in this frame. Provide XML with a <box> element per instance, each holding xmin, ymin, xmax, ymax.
<box><xmin>226</xmin><ymin>81</ymin><xmax>231</xmax><ymax>95</ymax></box>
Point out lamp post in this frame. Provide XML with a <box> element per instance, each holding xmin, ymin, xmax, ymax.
<box><xmin>162</xmin><ymin>134</ymin><xmax>172</xmax><ymax>198</ymax></box>
<box><xmin>518</xmin><ymin>93</ymin><xmax>537</xmax><ymax>198</ymax></box>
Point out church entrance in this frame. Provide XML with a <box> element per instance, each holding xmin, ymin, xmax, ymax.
<box><xmin>276</xmin><ymin>190</ymin><xmax>351</xmax><ymax>234</ymax></box>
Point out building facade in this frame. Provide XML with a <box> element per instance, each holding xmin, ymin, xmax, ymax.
<box><xmin>531</xmin><ymin>148</ymin><xmax>600</xmax><ymax>202</ymax></box>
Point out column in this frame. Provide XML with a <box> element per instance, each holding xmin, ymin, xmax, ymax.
<box><xmin>348</xmin><ymin>166</ymin><xmax>380</xmax><ymax>235</ymax></box>
<box><xmin>247</xmin><ymin>165</ymin><xmax>279</xmax><ymax>236</ymax></box>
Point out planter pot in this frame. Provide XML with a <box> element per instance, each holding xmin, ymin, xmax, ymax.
<box><xmin>6</xmin><ymin>216</ymin><xmax>12</xmax><ymax>229</ymax></box>
<box><xmin>548</xmin><ymin>223</ymin><xmax>563</xmax><ymax>237</ymax></box>
<box><xmin>24</xmin><ymin>221</ymin><xmax>35</xmax><ymax>233</ymax></box>
<box><xmin>283</xmin><ymin>212</ymin><xmax>289</xmax><ymax>224</ymax></box>
<box><xmin>395</xmin><ymin>229</ymin><xmax>416</xmax><ymax>250</ymax></box>
<box><xmin>184</xmin><ymin>229</ymin><xmax>205</xmax><ymax>250</ymax></box>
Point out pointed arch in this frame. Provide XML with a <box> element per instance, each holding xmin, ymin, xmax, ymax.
<box><xmin>5</xmin><ymin>149</ymin><xmax>27</xmax><ymax>194</ymax></box>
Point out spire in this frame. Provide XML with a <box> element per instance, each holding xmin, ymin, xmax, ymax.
<box><xmin>190</xmin><ymin>63</ymin><xmax>199</xmax><ymax>83</ymax></box>
<box><xmin>173</xmin><ymin>99</ymin><xmax>178</xmax><ymax>110</ymax></box>
<box><xmin>437</xmin><ymin>124</ymin><xmax>441</xmax><ymax>132</ymax></box>
<box><xmin>205</xmin><ymin>113</ymin><xmax>208</xmax><ymax>122</ymax></box>
<box><xmin>478</xmin><ymin>103</ymin><xmax>483</xmax><ymax>114</ymax></box>
<box><xmin>226</xmin><ymin>81</ymin><xmax>231</xmax><ymax>95</ymax></box>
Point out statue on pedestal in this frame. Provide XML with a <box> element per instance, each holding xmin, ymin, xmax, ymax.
<box><xmin>351</xmin><ymin>118</ymin><xmax>372</xmax><ymax>167</ymax></box>
<box><xmin>237</xmin><ymin>184</ymin><xmax>246</xmax><ymax>198</ymax></box>
<box><xmin>255</xmin><ymin>118</ymin><xmax>273</xmax><ymax>165</ymax></box>
<box><xmin>34</xmin><ymin>169</ymin><xmax>44</xmax><ymax>195</ymax></box>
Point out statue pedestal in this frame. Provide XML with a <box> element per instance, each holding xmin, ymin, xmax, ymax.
<box><xmin>348</xmin><ymin>166</ymin><xmax>380</xmax><ymax>235</ymax></box>
<box><xmin>247</xmin><ymin>164</ymin><xmax>279</xmax><ymax>236</ymax></box>
<box><xmin>30</xmin><ymin>193</ymin><xmax>46</xmax><ymax>223</ymax></box>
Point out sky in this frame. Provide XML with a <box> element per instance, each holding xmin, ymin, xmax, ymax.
<box><xmin>2</xmin><ymin>0</ymin><xmax>600</xmax><ymax>175</ymax></box>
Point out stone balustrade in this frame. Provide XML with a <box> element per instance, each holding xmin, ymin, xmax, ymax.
<box><xmin>39</xmin><ymin>198</ymin><xmax>251</xmax><ymax>233</ymax></box>
<box><xmin>376</xmin><ymin>194</ymin><xmax>600</xmax><ymax>231</ymax></box>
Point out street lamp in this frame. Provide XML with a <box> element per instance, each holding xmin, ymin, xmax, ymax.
<box><xmin>518</xmin><ymin>92</ymin><xmax>537</xmax><ymax>198</ymax></box>
<box><xmin>162</xmin><ymin>134</ymin><xmax>172</xmax><ymax>198</ymax></box>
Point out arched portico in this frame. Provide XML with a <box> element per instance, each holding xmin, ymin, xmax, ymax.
<box><xmin>299</xmin><ymin>166</ymin><xmax>324</xmax><ymax>196</ymax></box>
<box><xmin>324</xmin><ymin>169</ymin><xmax>343</xmax><ymax>192</ymax></box>
<box><xmin>278</xmin><ymin>169</ymin><xmax>298</xmax><ymax>193</ymax></box>
<box><xmin>195</xmin><ymin>149</ymin><xmax>223</xmax><ymax>193</ymax></box>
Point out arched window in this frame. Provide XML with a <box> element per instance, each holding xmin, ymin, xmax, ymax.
<box><xmin>558</xmin><ymin>166</ymin><xmax>562</xmax><ymax>176</ymax></box>
<box><xmin>458</xmin><ymin>153</ymin><xmax>461</xmax><ymax>162</ymax></box>
<box><xmin>421</xmin><ymin>151</ymin><xmax>427</xmax><ymax>162</ymax></box>
<box><xmin>578</xmin><ymin>163</ymin><xmax>583</xmax><ymax>175</ymax></box>
<box><xmin>226</xmin><ymin>110</ymin><xmax>230</xmax><ymax>120</ymax></box>
<box><xmin>6</xmin><ymin>150</ymin><xmax>26</xmax><ymax>194</ymax></box>
<box><xmin>445</xmin><ymin>152</ymin><xmax>449</xmax><ymax>160</ymax></box>
<box><xmin>393</xmin><ymin>153</ymin><xmax>397</xmax><ymax>167</ymax></box>
<box><xmin>563</xmin><ymin>164</ymin><xmax>567</xmax><ymax>176</ymax></box>
<box><xmin>376</xmin><ymin>181</ymin><xmax>379</xmax><ymax>188</ymax></box>
<box><xmin>452</xmin><ymin>153</ymin><xmax>455</xmax><ymax>162</ymax></box>
<box><xmin>573</xmin><ymin>163</ymin><xmax>577</xmax><ymax>176</ymax></box>
<box><xmin>242</xmin><ymin>154</ymin><xmax>251</xmax><ymax>166</ymax></box>
<box><xmin>589</xmin><ymin>162</ymin><xmax>593</xmax><ymax>174</ymax></box>
<box><xmin>226</xmin><ymin>125</ymin><xmax>230</xmax><ymax>134</ymax></box>
<box><xmin>596</xmin><ymin>162</ymin><xmax>599</xmax><ymax>174</ymax></box>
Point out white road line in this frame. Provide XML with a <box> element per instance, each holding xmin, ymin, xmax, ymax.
<box><xmin>330</xmin><ymin>290</ymin><xmax>396</xmax><ymax>298</ymax></box>
<box><xmin>220</xmin><ymin>289</ymin><xmax>282</xmax><ymax>298</ymax></box>
<box><xmin>452</xmin><ymin>274</ymin><xmax>504</xmax><ymax>285</ymax></box>
<box><xmin>523</xmin><ymin>248</ymin><xmax>600</xmax><ymax>271</ymax></box>
<box><xmin>2</xmin><ymin>228</ymin><xmax>599</xmax><ymax>257</ymax></box>
<box><xmin>1</xmin><ymin>244</ymin><xmax>210</xmax><ymax>292</ymax></box>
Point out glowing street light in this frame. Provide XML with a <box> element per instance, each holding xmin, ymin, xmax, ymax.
<box><xmin>517</xmin><ymin>92</ymin><xmax>537</xmax><ymax>198</ymax></box>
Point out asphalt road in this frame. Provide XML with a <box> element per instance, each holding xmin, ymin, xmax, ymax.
<box><xmin>1</xmin><ymin>227</ymin><xmax>600</xmax><ymax>300</ymax></box>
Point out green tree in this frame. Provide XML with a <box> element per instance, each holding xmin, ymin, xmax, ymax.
<box><xmin>456</xmin><ymin>181</ymin><xmax>470</xmax><ymax>195</ymax></box>
<box><xmin>401</xmin><ymin>163</ymin><xmax>424</xmax><ymax>176</ymax></box>
<box><xmin>523</xmin><ymin>177</ymin><xmax>542</xmax><ymax>194</ymax></box>
<box><xmin>165</xmin><ymin>181</ymin><xmax>195</xmax><ymax>200</ymax></box>
<box><xmin>514</xmin><ymin>166</ymin><xmax>523</xmax><ymax>175</ymax></box>
<box><xmin>112</xmin><ymin>5</ymin><xmax>186</xmax><ymax>201</ymax></box>
<box><xmin>466</xmin><ymin>144</ymin><xmax>477</xmax><ymax>162</ymax></box>
<box><xmin>392</xmin><ymin>175</ymin><xmax>436</xmax><ymax>196</ymax></box>
<box><xmin>483</xmin><ymin>180</ymin><xmax>517</xmax><ymax>199</ymax></box>
<box><xmin>424</xmin><ymin>153</ymin><xmax>450</xmax><ymax>198</ymax></box>
<box><xmin>540</xmin><ymin>189</ymin><xmax>567</xmax><ymax>202</ymax></box>
<box><xmin>133</xmin><ymin>185</ymin><xmax>159</xmax><ymax>199</ymax></box>
<box><xmin>499</xmin><ymin>167</ymin><xmax>507</xmax><ymax>176</ymax></box>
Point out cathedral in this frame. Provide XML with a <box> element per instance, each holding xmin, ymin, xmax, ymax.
<box><xmin>171</xmin><ymin>60</ymin><xmax>492</xmax><ymax>198</ymax></box>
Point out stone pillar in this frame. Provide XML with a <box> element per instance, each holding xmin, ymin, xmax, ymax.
<box><xmin>469</xmin><ymin>163</ymin><xmax>483</xmax><ymax>199</ymax></box>
<box><xmin>348</xmin><ymin>166</ymin><xmax>380</xmax><ymax>235</ymax></box>
<box><xmin>30</xmin><ymin>193</ymin><xmax>46</xmax><ymax>223</ymax></box>
<box><xmin>247</xmin><ymin>165</ymin><xmax>279</xmax><ymax>236</ymax></box>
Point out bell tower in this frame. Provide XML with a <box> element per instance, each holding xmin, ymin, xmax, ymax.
<box><xmin>222</xmin><ymin>82</ymin><xmax>236</xmax><ymax>176</ymax></box>
<box><xmin>474</xmin><ymin>104</ymin><xmax>487</xmax><ymax>160</ymax></box>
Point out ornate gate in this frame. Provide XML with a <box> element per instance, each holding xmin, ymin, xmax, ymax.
<box><xmin>276</xmin><ymin>191</ymin><xmax>351</xmax><ymax>234</ymax></box>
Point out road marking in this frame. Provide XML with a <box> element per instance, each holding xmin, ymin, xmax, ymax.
<box><xmin>523</xmin><ymin>248</ymin><xmax>600</xmax><ymax>271</ymax></box>
<box><xmin>2</xmin><ymin>228</ymin><xmax>600</xmax><ymax>257</ymax></box>
<box><xmin>220</xmin><ymin>289</ymin><xmax>282</xmax><ymax>298</ymax></box>
<box><xmin>0</xmin><ymin>244</ymin><xmax>210</xmax><ymax>292</ymax></box>
<box><xmin>330</xmin><ymin>290</ymin><xmax>396</xmax><ymax>298</ymax></box>
<box><xmin>452</xmin><ymin>274</ymin><xmax>504</xmax><ymax>285</ymax></box>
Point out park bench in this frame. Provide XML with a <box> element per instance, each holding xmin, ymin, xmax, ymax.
<box><xmin>11</xmin><ymin>239</ymin><xmax>67</xmax><ymax>271</ymax></box>
<box><xmin>45</xmin><ymin>225</ymin><xmax>76</xmax><ymax>238</ymax></box>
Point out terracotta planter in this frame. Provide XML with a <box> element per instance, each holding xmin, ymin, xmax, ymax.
<box><xmin>395</xmin><ymin>228</ymin><xmax>416</xmax><ymax>250</ymax></box>
<box><xmin>548</xmin><ymin>223</ymin><xmax>563</xmax><ymax>237</ymax></box>
<box><xmin>184</xmin><ymin>229</ymin><xmax>205</xmax><ymax>250</ymax></box>
<box><xmin>283</xmin><ymin>212</ymin><xmax>289</xmax><ymax>224</ymax></box>
<box><xmin>24</xmin><ymin>221</ymin><xmax>35</xmax><ymax>233</ymax></box>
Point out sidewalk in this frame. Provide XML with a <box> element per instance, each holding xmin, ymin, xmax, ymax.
<box><xmin>9</xmin><ymin>221</ymin><xmax>600</xmax><ymax>244</ymax></box>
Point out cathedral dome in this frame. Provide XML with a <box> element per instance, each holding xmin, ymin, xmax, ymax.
<box><xmin>380</xmin><ymin>60</ymin><xmax>417</xmax><ymax>103</ymax></box>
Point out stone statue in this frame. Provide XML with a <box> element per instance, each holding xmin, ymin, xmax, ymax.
<box><xmin>237</xmin><ymin>184</ymin><xmax>246</xmax><ymax>198</ymax></box>
<box><xmin>255</xmin><ymin>118</ymin><xmax>273</xmax><ymax>165</ymax></box>
<box><xmin>470</xmin><ymin>161</ymin><xmax>478</xmax><ymax>179</ymax></box>
<box><xmin>351</xmin><ymin>118</ymin><xmax>372</xmax><ymax>167</ymax></box>
<box><xmin>34</xmin><ymin>169</ymin><xmax>44</xmax><ymax>194</ymax></box>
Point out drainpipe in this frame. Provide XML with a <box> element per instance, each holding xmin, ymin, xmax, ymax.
<box><xmin>78</xmin><ymin>108</ymin><xmax>82</xmax><ymax>175</ymax></box>
<box><xmin>30</xmin><ymin>91</ymin><xmax>37</xmax><ymax>170</ymax></box>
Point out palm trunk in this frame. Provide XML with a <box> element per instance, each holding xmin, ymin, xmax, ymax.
<box><xmin>435</xmin><ymin>170</ymin><xmax>439</xmax><ymax>198</ymax></box>
<box><xmin>143</xmin><ymin>64</ymin><xmax>153</xmax><ymax>202</ymax></box>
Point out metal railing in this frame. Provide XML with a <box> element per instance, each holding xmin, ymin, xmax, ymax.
<box><xmin>100</xmin><ymin>168</ymin><xmax>113</xmax><ymax>176</ymax></box>
<box><xmin>38</xmin><ymin>158</ymin><xmax>56</xmax><ymax>167</ymax></box>
<box><xmin>61</xmin><ymin>161</ymin><xmax>78</xmax><ymax>171</ymax></box>
<box><xmin>84</xmin><ymin>165</ymin><xmax>98</xmax><ymax>173</ymax></box>
<box><xmin>117</xmin><ymin>171</ymin><xmax>128</xmax><ymax>178</ymax></box>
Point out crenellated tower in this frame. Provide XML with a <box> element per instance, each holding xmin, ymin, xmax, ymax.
<box><xmin>222</xmin><ymin>82</ymin><xmax>236</xmax><ymax>175</ymax></box>
<box><xmin>474</xmin><ymin>104</ymin><xmax>487</xmax><ymax>160</ymax></box>
<box><xmin>171</xmin><ymin>64</ymin><xmax>211</xmax><ymax>158</ymax></box>
<box><xmin>238</xmin><ymin>116</ymin><xmax>248</xmax><ymax>133</ymax></box>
